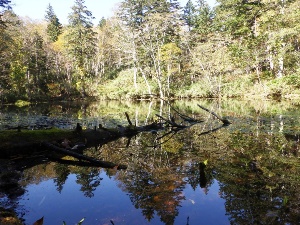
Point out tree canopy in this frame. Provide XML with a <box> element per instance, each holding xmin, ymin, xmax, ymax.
<box><xmin>0</xmin><ymin>0</ymin><xmax>299</xmax><ymax>102</ymax></box>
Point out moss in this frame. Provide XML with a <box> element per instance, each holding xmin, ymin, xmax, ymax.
<box><xmin>0</xmin><ymin>128</ymin><xmax>73</xmax><ymax>147</ymax></box>
<box><xmin>14</xmin><ymin>100</ymin><xmax>30</xmax><ymax>107</ymax></box>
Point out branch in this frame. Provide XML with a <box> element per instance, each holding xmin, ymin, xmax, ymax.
<box><xmin>145</xmin><ymin>94</ymin><xmax>202</xmax><ymax>124</ymax></box>
<box><xmin>197</xmin><ymin>104</ymin><xmax>231</xmax><ymax>125</ymax></box>
<box><xmin>125</xmin><ymin>112</ymin><xmax>133</xmax><ymax>126</ymax></box>
<box><xmin>42</xmin><ymin>142</ymin><xmax>127</xmax><ymax>170</ymax></box>
<box><xmin>156</xmin><ymin>114</ymin><xmax>187</xmax><ymax>129</ymax></box>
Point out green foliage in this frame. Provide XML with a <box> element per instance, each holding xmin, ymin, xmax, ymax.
<box><xmin>65</xmin><ymin>0</ymin><xmax>97</xmax><ymax>97</ymax></box>
<box><xmin>283</xmin><ymin>72</ymin><xmax>300</xmax><ymax>88</ymax></box>
<box><xmin>15</xmin><ymin>99</ymin><xmax>30</xmax><ymax>107</ymax></box>
<box><xmin>192</xmin><ymin>0</ymin><xmax>214</xmax><ymax>37</ymax></box>
<box><xmin>97</xmin><ymin>69</ymin><xmax>157</xmax><ymax>100</ymax></box>
<box><xmin>97</xmin><ymin>17</ymin><xmax>106</xmax><ymax>28</ymax></box>
<box><xmin>45</xmin><ymin>4</ymin><xmax>62</xmax><ymax>42</ymax></box>
<box><xmin>182</xmin><ymin>0</ymin><xmax>196</xmax><ymax>30</ymax></box>
<box><xmin>9</xmin><ymin>61</ymin><xmax>27</xmax><ymax>95</ymax></box>
<box><xmin>176</xmin><ymin>81</ymin><xmax>211</xmax><ymax>98</ymax></box>
<box><xmin>0</xmin><ymin>0</ymin><xmax>300</xmax><ymax>102</ymax></box>
<box><xmin>222</xmin><ymin>75</ymin><xmax>253</xmax><ymax>98</ymax></box>
<box><xmin>0</xmin><ymin>128</ymin><xmax>73</xmax><ymax>149</ymax></box>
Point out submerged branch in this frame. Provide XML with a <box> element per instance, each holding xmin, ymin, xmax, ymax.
<box><xmin>197</xmin><ymin>104</ymin><xmax>231</xmax><ymax>125</ymax></box>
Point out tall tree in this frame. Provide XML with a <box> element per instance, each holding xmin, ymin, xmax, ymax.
<box><xmin>193</xmin><ymin>0</ymin><xmax>214</xmax><ymax>39</ymax></box>
<box><xmin>215</xmin><ymin>0</ymin><xmax>266</xmax><ymax>79</ymax></box>
<box><xmin>215</xmin><ymin>0</ymin><xmax>300</xmax><ymax>79</ymax></box>
<box><xmin>183</xmin><ymin>0</ymin><xmax>196</xmax><ymax>31</ymax></box>
<box><xmin>118</xmin><ymin>0</ymin><xmax>181</xmax><ymax>98</ymax></box>
<box><xmin>45</xmin><ymin>4</ymin><xmax>62</xmax><ymax>42</ymax></box>
<box><xmin>65</xmin><ymin>0</ymin><xmax>96</xmax><ymax>97</ymax></box>
<box><xmin>0</xmin><ymin>11</ymin><xmax>20</xmax><ymax>98</ymax></box>
<box><xmin>259</xmin><ymin>0</ymin><xmax>300</xmax><ymax>78</ymax></box>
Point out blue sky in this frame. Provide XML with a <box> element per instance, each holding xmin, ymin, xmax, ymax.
<box><xmin>11</xmin><ymin>0</ymin><xmax>216</xmax><ymax>25</ymax></box>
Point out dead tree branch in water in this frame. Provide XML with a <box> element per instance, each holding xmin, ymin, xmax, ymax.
<box><xmin>197</xmin><ymin>104</ymin><xmax>231</xmax><ymax>125</ymax></box>
<box><xmin>155</xmin><ymin>114</ymin><xmax>187</xmax><ymax>129</ymax></box>
<box><xmin>42</xmin><ymin>142</ymin><xmax>127</xmax><ymax>170</ymax></box>
<box><xmin>1</xmin><ymin>105</ymin><xmax>231</xmax><ymax>170</ymax></box>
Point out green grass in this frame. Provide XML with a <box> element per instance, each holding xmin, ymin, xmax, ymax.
<box><xmin>0</xmin><ymin>128</ymin><xmax>73</xmax><ymax>147</ymax></box>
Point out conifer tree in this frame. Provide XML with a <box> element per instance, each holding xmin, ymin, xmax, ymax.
<box><xmin>45</xmin><ymin>4</ymin><xmax>62</xmax><ymax>42</ymax></box>
<box><xmin>183</xmin><ymin>0</ymin><xmax>196</xmax><ymax>31</ymax></box>
<box><xmin>65</xmin><ymin>0</ymin><xmax>96</xmax><ymax>97</ymax></box>
<box><xmin>193</xmin><ymin>0</ymin><xmax>214</xmax><ymax>38</ymax></box>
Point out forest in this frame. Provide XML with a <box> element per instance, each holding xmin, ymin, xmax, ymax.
<box><xmin>0</xmin><ymin>0</ymin><xmax>300</xmax><ymax>102</ymax></box>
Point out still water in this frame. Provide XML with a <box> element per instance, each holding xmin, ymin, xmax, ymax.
<box><xmin>1</xmin><ymin>100</ymin><xmax>300</xmax><ymax>225</ymax></box>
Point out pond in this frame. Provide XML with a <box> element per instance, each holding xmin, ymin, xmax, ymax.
<box><xmin>1</xmin><ymin>99</ymin><xmax>300</xmax><ymax>225</ymax></box>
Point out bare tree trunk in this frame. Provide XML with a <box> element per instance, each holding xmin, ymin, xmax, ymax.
<box><xmin>139</xmin><ymin>68</ymin><xmax>152</xmax><ymax>95</ymax></box>
<box><xmin>132</xmin><ymin>39</ymin><xmax>138</xmax><ymax>90</ymax></box>
<box><xmin>145</xmin><ymin>101</ymin><xmax>153</xmax><ymax>124</ymax></box>
<box><xmin>133</xmin><ymin>65</ymin><xmax>138</xmax><ymax>89</ymax></box>
<box><xmin>167</xmin><ymin>64</ymin><xmax>171</xmax><ymax>97</ymax></box>
<box><xmin>277</xmin><ymin>56</ymin><xmax>284</xmax><ymax>78</ymax></box>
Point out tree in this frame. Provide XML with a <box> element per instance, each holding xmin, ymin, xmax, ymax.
<box><xmin>0</xmin><ymin>0</ymin><xmax>12</xmax><ymax>27</ymax></box>
<box><xmin>183</xmin><ymin>0</ymin><xmax>196</xmax><ymax>31</ymax></box>
<box><xmin>65</xmin><ymin>0</ymin><xmax>96</xmax><ymax>97</ymax></box>
<box><xmin>95</xmin><ymin>17</ymin><xmax>127</xmax><ymax>80</ymax></box>
<box><xmin>215</xmin><ymin>0</ymin><xmax>300</xmax><ymax>80</ymax></box>
<box><xmin>118</xmin><ymin>0</ymin><xmax>182</xmax><ymax>98</ymax></box>
<box><xmin>259</xmin><ymin>0</ymin><xmax>300</xmax><ymax>78</ymax></box>
<box><xmin>0</xmin><ymin>0</ymin><xmax>11</xmax><ymax>9</ymax></box>
<box><xmin>45</xmin><ymin>4</ymin><xmax>62</xmax><ymax>42</ymax></box>
<box><xmin>193</xmin><ymin>0</ymin><xmax>214</xmax><ymax>39</ymax></box>
<box><xmin>0</xmin><ymin>11</ymin><xmax>20</xmax><ymax>99</ymax></box>
<box><xmin>215</xmin><ymin>0</ymin><xmax>266</xmax><ymax>79</ymax></box>
<box><xmin>160</xmin><ymin>43</ymin><xmax>182</xmax><ymax>96</ymax></box>
<box><xmin>97</xmin><ymin>17</ymin><xmax>106</xmax><ymax>28</ymax></box>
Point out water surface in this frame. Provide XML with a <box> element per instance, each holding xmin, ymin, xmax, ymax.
<box><xmin>1</xmin><ymin>99</ymin><xmax>300</xmax><ymax>225</ymax></box>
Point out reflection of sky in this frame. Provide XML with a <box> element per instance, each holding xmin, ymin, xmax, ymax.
<box><xmin>19</xmin><ymin>174</ymin><xmax>229</xmax><ymax>225</ymax></box>
<box><xmin>179</xmin><ymin>180</ymin><xmax>229</xmax><ymax>225</ymax></box>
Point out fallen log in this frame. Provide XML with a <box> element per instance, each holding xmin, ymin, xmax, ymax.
<box><xmin>0</xmin><ymin>115</ymin><xmax>163</xmax><ymax>169</ymax></box>
<box><xmin>1</xmin><ymin>108</ymin><xmax>230</xmax><ymax>170</ymax></box>
<box><xmin>41</xmin><ymin>142</ymin><xmax>127</xmax><ymax>170</ymax></box>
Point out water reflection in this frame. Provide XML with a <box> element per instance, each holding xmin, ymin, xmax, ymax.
<box><xmin>1</xmin><ymin>99</ymin><xmax>300</xmax><ymax>225</ymax></box>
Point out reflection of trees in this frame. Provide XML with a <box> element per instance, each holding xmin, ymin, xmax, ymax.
<box><xmin>214</xmin><ymin>131</ymin><xmax>300</xmax><ymax>225</ymax></box>
<box><xmin>113</xmin><ymin>120</ymin><xmax>300</xmax><ymax>225</ymax></box>
<box><xmin>186</xmin><ymin>161</ymin><xmax>214</xmax><ymax>194</ymax></box>
<box><xmin>102</xmin><ymin>132</ymin><xmax>186</xmax><ymax>224</ymax></box>
<box><xmin>101</xmin><ymin>123</ymin><xmax>222</xmax><ymax>224</ymax></box>
<box><xmin>75</xmin><ymin>168</ymin><xmax>102</xmax><ymax>198</ymax></box>
<box><xmin>119</xmin><ymin>164</ymin><xmax>186</xmax><ymax>224</ymax></box>
<box><xmin>53</xmin><ymin>164</ymin><xmax>70</xmax><ymax>193</ymax></box>
<box><xmin>3</xmin><ymin>100</ymin><xmax>300</xmax><ymax>225</ymax></box>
